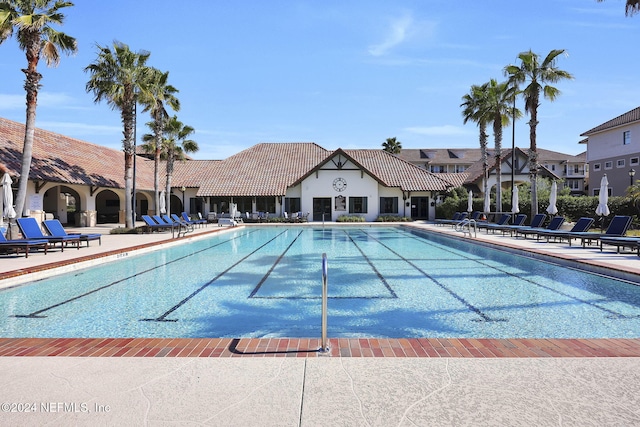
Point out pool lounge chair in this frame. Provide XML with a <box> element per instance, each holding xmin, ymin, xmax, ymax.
<box><xmin>142</xmin><ymin>215</ymin><xmax>174</xmax><ymax>233</ymax></box>
<box><xmin>42</xmin><ymin>219</ymin><xmax>101</xmax><ymax>247</ymax></box>
<box><xmin>182</xmin><ymin>212</ymin><xmax>207</xmax><ymax>227</ymax></box>
<box><xmin>598</xmin><ymin>236</ymin><xmax>640</xmax><ymax>254</ymax></box>
<box><xmin>515</xmin><ymin>216</ymin><xmax>565</xmax><ymax>240</ymax></box>
<box><xmin>0</xmin><ymin>232</ymin><xmax>48</xmax><ymax>258</ymax></box>
<box><xmin>434</xmin><ymin>212</ymin><xmax>463</xmax><ymax>226</ymax></box>
<box><xmin>496</xmin><ymin>213</ymin><xmax>546</xmax><ymax>237</ymax></box>
<box><xmin>536</xmin><ymin>217</ymin><xmax>595</xmax><ymax>243</ymax></box>
<box><xmin>16</xmin><ymin>217</ymin><xmax>81</xmax><ymax>251</ymax></box>
<box><xmin>563</xmin><ymin>215</ymin><xmax>632</xmax><ymax>247</ymax></box>
<box><xmin>478</xmin><ymin>213</ymin><xmax>511</xmax><ymax>232</ymax></box>
<box><xmin>486</xmin><ymin>214</ymin><xmax>528</xmax><ymax>235</ymax></box>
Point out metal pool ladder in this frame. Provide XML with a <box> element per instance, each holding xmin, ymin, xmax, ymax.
<box><xmin>455</xmin><ymin>218</ymin><xmax>477</xmax><ymax>238</ymax></box>
<box><xmin>320</xmin><ymin>253</ymin><xmax>330</xmax><ymax>352</ymax></box>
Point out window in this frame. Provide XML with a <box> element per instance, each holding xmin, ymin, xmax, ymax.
<box><xmin>255</xmin><ymin>197</ymin><xmax>275</xmax><ymax>213</ymax></box>
<box><xmin>593</xmin><ymin>163</ymin><xmax>601</xmax><ymax>171</ymax></box>
<box><xmin>455</xmin><ymin>165</ymin><xmax>466</xmax><ymax>173</ymax></box>
<box><xmin>431</xmin><ymin>165</ymin><xmax>445</xmax><ymax>173</ymax></box>
<box><xmin>631</xmin><ymin>157</ymin><xmax>639</xmax><ymax>166</ymax></box>
<box><xmin>623</xmin><ymin>130</ymin><xmax>631</xmax><ymax>145</ymax></box>
<box><xmin>617</xmin><ymin>159</ymin><xmax>626</xmax><ymax>168</ymax></box>
<box><xmin>284</xmin><ymin>197</ymin><xmax>300</xmax><ymax>214</ymax></box>
<box><xmin>379</xmin><ymin>197</ymin><xmax>398</xmax><ymax>214</ymax></box>
<box><xmin>349</xmin><ymin>197</ymin><xmax>368</xmax><ymax>214</ymax></box>
<box><xmin>604</xmin><ymin>161</ymin><xmax>613</xmax><ymax>170</ymax></box>
<box><xmin>568</xmin><ymin>180</ymin><xmax>580</xmax><ymax>190</ymax></box>
<box><xmin>574</xmin><ymin>165</ymin><xmax>580</xmax><ymax>174</ymax></box>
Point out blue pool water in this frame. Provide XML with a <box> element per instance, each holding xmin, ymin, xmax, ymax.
<box><xmin>1</xmin><ymin>226</ymin><xmax>640</xmax><ymax>339</ymax></box>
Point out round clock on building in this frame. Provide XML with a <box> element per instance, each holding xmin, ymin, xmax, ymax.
<box><xmin>332</xmin><ymin>177</ymin><xmax>347</xmax><ymax>192</ymax></box>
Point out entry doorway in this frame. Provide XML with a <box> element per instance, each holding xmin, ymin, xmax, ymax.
<box><xmin>312</xmin><ymin>198</ymin><xmax>331</xmax><ymax>221</ymax></box>
<box><xmin>411</xmin><ymin>197</ymin><xmax>429</xmax><ymax>220</ymax></box>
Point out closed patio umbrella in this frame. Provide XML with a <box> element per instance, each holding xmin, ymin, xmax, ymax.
<box><xmin>2</xmin><ymin>173</ymin><xmax>16</xmax><ymax>221</ymax></box>
<box><xmin>595</xmin><ymin>175</ymin><xmax>610</xmax><ymax>217</ymax></box>
<box><xmin>511</xmin><ymin>185</ymin><xmax>520</xmax><ymax>214</ymax></box>
<box><xmin>467</xmin><ymin>190</ymin><xmax>473</xmax><ymax>213</ymax></box>
<box><xmin>483</xmin><ymin>191</ymin><xmax>490</xmax><ymax>214</ymax></box>
<box><xmin>546</xmin><ymin>181</ymin><xmax>558</xmax><ymax>216</ymax></box>
<box><xmin>159</xmin><ymin>191</ymin><xmax>166</xmax><ymax>214</ymax></box>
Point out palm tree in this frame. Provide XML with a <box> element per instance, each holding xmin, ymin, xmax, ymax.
<box><xmin>485</xmin><ymin>78</ymin><xmax>520</xmax><ymax>213</ymax></box>
<box><xmin>596</xmin><ymin>0</ymin><xmax>640</xmax><ymax>15</ymax></box>
<box><xmin>382</xmin><ymin>137</ymin><xmax>402</xmax><ymax>154</ymax></box>
<box><xmin>138</xmin><ymin>68</ymin><xmax>180</xmax><ymax>216</ymax></box>
<box><xmin>461</xmin><ymin>83</ymin><xmax>490</xmax><ymax>209</ymax></box>
<box><xmin>162</xmin><ymin>116</ymin><xmax>198</xmax><ymax>214</ymax></box>
<box><xmin>0</xmin><ymin>0</ymin><xmax>77</xmax><ymax>218</ymax></box>
<box><xmin>85</xmin><ymin>41</ymin><xmax>151</xmax><ymax>228</ymax></box>
<box><xmin>504</xmin><ymin>49</ymin><xmax>573</xmax><ymax>217</ymax></box>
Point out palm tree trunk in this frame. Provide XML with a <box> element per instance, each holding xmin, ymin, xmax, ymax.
<box><xmin>124</xmin><ymin>152</ymin><xmax>134</xmax><ymax>228</ymax></box>
<box><xmin>493</xmin><ymin>117</ymin><xmax>503</xmax><ymax>213</ymax></box>
<box><xmin>154</xmin><ymin>148</ymin><xmax>160</xmax><ymax>214</ymax></box>
<box><xmin>14</xmin><ymin>36</ymin><xmax>43</xmax><ymax>218</ymax></box>
<box><xmin>529</xmin><ymin>106</ymin><xmax>539</xmax><ymax>217</ymax></box>
<box><xmin>165</xmin><ymin>151</ymin><xmax>175</xmax><ymax>214</ymax></box>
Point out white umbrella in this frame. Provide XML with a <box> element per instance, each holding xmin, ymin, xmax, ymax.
<box><xmin>595</xmin><ymin>175</ymin><xmax>610</xmax><ymax>217</ymax></box>
<box><xmin>546</xmin><ymin>181</ymin><xmax>558</xmax><ymax>215</ymax></box>
<box><xmin>511</xmin><ymin>185</ymin><xmax>520</xmax><ymax>214</ymax></box>
<box><xmin>2</xmin><ymin>173</ymin><xmax>16</xmax><ymax>220</ymax></box>
<box><xmin>159</xmin><ymin>191</ymin><xmax>166</xmax><ymax>214</ymax></box>
<box><xmin>483</xmin><ymin>191</ymin><xmax>490</xmax><ymax>213</ymax></box>
<box><xmin>467</xmin><ymin>190</ymin><xmax>473</xmax><ymax>213</ymax></box>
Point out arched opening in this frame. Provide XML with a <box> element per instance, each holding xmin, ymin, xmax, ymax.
<box><xmin>170</xmin><ymin>194</ymin><xmax>183</xmax><ymax>215</ymax></box>
<box><xmin>42</xmin><ymin>185</ymin><xmax>81</xmax><ymax>225</ymax></box>
<box><xmin>95</xmin><ymin>189</ymin><xmax>121</xmax><ymax>224</ymax></box>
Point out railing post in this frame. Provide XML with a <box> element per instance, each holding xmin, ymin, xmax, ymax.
<box><xmin>320</xmin><ymin>253</ymin><xmax>329</xmax><ymax>352</ymax></box>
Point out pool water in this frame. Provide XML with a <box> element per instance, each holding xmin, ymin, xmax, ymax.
<box><xmin>1</xmin><ymin>226</ymin><xmax>640</xmax><ymax>339</ymax></box>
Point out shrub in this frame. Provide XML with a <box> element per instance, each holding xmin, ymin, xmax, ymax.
<box><xmin>375</xmin><ymin>215</ymin><xmax>413</xmax><ymax>222</ymax></box>
<box><xmin>110</xmin><ymin>227</ymin><xmax>141</xmax><ymax>234</ymax></box>
<box><xmin>336</xmin><ymin>215</ymin><xmax>365</xmax><ymax>222</ymax></box>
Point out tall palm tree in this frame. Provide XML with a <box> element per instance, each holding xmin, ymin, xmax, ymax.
<box><xmin>138</xmin><ymin>68</ymin><xmax>180</xmax><ymax>216</ymax></box>
<box><xmin>596</xmin><ymin>0</ymin><xmax>640</xmax><ymax>15</ymax></box>
<box><xmin>85</xmin><ymin>41</ymin><xmax>151</xmax><ymax>228</ymax></box>
<box><xmin>461</xmin><ymin>83</ymin><xmax>490</xmax><ymax>209</ymax></box>
<box><xmin>485</xmin><ymin>78</ymin><xmax>520</xmax><ymax>213</ymax></box>
<box><xmin>0</xmin><ymin>0</ymin><xmax>77</xmax><ymax>218</ymax></box>
<box><xmin>382</xmin><ymin>137</ymin><xmax>402</xmax><ymax>154</ymax></box>
<box><xmin>504</xmin><ymin>49</ymin><xmax>572</xmax><ymax>216</ymax></box>
<box><xmin>162</xmin><ymin>115</ymin><xmax>198</xmax><ymax>214</ymax></box>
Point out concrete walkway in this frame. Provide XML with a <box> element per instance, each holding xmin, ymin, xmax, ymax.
<box><xmin>1</xmin><ymin>221</ymin><xmax>639</xmax><ymax>426</ymax></box>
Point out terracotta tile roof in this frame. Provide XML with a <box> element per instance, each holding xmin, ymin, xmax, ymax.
<box><xmin>197</xmin><ymin>143</ymin><xmax>331</xmax><ymax>196</ymax></box>
<box><xmin>398</xmin><ymin>148</ymin><xmax>491</xmax><ymax>165</ymax></box>
<box><xmin>580</xmin><ymin>106</ymin><xmax>640</xmax><ymax>136</ymax></box>
<box><xmin>0</xmin><ymin>117</ymin><xmax>155</xmax><ymax>190</ymax></box>
<box><xmin>172</xmin><ymin>159</ymin><xmax>222</xmax><ymax>188</ymax></box>
<box><xmin>342</xmin><ymin>149</ymin><xmax>453</xmax><ymax>191</ymax></box>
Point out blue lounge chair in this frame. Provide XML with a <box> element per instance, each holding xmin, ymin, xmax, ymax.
<box><xmin>564</xmin><ymin>215</ymin><xmax>632</xmax><ymax>247</ymax></box>
<box><xmin>141</xmin><ymin>215</ymin><xmax>173</xmax><ymax>233</ymax></box>
<box><xmin>0</xmin><ymin>231</ymin><xmax>48</xmax><ymax>258</ymax></box>
<box><xmin>435</xmin><ymin>212</ymin><xmax>462</xmax><ymax>226</ymax></box>
<box><xmin>498</xmin><ymin>213</ymin><xmax>546</xmax><ymax>237</ymax></box>
<box><xmin>537</xmin><ymin>217</ymin><xmax>595</xmax><ymax>243</ymax></box>
<box><xmin>516</xmin><ymin>216</ymin><xmax>565</xmax><ymax>240</ymax></box>
<box><xmin>164</xmin><ymin>214</ymin><xmax>193</xmax><ymax>235</ymax></box>
<box><xmin>599</xmin><ymin>236</ymin><xmax>640</xmax><ymax>254</ymax></box>
<box><xmin>43</xmin><ymin>219</ymin><xmax>101</xmax><ymax>247</ymax></box>
<box><xmin>487</xmin><ymin>214</ymin><xmax>527</xmax><ymax>235</ymax></box>
<box><xmin>182</xmin><ymin>212</ymin><xmax>207</xmax><ymax>226</ymax></box>
<box><xmin>478</xmin><ymin>213</ymin><xmax>511</xmax><ymax>232</ymax></box>
<box><xmin>16</xmin><ymin>217</ymin><xmax>81</xmax><ymax>251</ymax></box>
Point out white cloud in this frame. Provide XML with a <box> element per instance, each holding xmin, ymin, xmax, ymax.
<box><xmin>0</xmin><ymin>91</ymin><xmax>79</xmax><ymax>110</ymax></box>
<box><xmin>404</xmin><ymin>125</ymin><xmax>471</xmax><ymax>136</ymax></box>
<box><xmin>368</xmin><ymin>13</ymin><xmax>414</xmax><ymax>57</ymax></box>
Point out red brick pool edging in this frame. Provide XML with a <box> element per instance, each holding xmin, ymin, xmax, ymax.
<box><xmin>1</xmin><ymin>337</ymin><xmax>640</xmax><ymax>358</ymax></box>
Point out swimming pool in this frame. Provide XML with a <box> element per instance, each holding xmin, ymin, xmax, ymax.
<box><xmin>1</xmin><ymin>226</ymin><xmax>640</xmax><ymax>339</ymax></box>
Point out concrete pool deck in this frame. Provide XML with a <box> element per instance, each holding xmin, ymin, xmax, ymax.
<box><xmin>1</xmin><ymin>221</ymin><xmax>640</xmax><ymax>426</ymax></box>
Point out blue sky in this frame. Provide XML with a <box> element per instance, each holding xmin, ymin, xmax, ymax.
<box><xmin>1</xmin><ymin>0</ymin><xmax>639</xmax><ymax>160</ymax></box>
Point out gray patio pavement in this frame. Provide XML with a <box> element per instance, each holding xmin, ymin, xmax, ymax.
<box><xmin>1</xmin><ymin>221</ymin><xmax>639</xmax><ymax>426</ymax></box>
